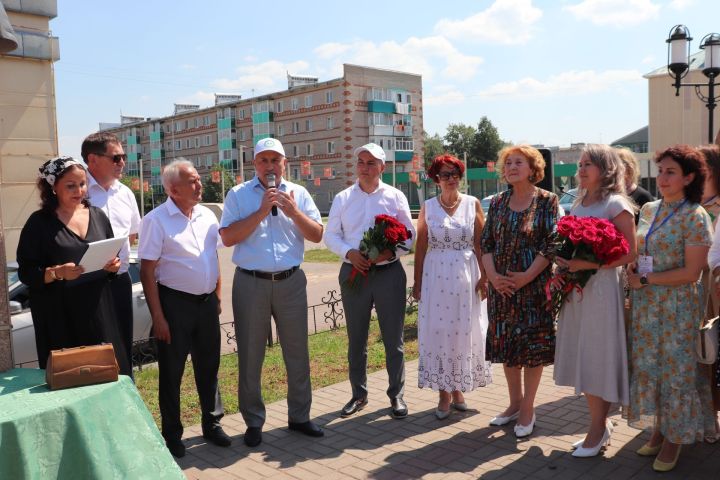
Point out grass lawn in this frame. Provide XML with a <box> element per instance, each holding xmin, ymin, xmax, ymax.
<box><xmin>303</xmin><ymin>248</ymin><xmax>341</xmax><ymax>263</ymax></box>
<box><xmin>136</xmin><ymin>312</ymin><xmax>418</xmax><ymax>428</ymax></box>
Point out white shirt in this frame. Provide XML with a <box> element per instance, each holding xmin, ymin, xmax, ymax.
<box><xmin>87</xmin><ymin>174</ymin><xmax>141</xmax><ymax>274</ymax></box>
<box><xmin>708</xmin><ymin>222</ymin><xmax>720</xmax><ymax>271</ymax></box>
<box><xmin>138</xmin><ymin>198</ymin><xmax>221</xmax><ymax>295</ymax></box>
<box><xmin>324</xmin><ymin>180</ymin><xmax>415</xmax><ymax>263</ymax></box>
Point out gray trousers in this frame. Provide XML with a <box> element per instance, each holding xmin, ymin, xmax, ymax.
<box><xmin>339</xmin><ymin>261</ymin><xmax>407</xmax><ymax>400</ymax></box>
<box><xmin>232</xmin><ymin>267</ymin><xmax>312</xmax><ymax>428</ymax></box>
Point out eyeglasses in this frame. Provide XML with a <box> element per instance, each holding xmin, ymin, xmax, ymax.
<box><xmin>95</xmin><ymin>153</ymin><xmax>127</xmax><ymax>164</ymax></box>
<box><xmin>438</xmin><ymin>171</ymin><xmax>461</xmax><ymax>181</ymax></box>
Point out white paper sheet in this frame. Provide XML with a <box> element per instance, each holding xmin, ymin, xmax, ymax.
<box><xmin>78</xmin><ymin>237</ymin><xmax>127</xmax><ymax>273</ymax></box>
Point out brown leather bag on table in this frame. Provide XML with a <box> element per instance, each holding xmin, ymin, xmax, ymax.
<box><xmin>45</xmin><ymin>344</ymin><xmax>119</xmax><ymax>390</ymax></box>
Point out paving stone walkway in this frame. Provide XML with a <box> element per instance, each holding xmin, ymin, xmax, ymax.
<box><xmin>176</xmin><ymin>361</ymin><xmax>719</xmax><ymax>479</ymax></box>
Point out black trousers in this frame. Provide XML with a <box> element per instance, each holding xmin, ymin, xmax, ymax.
<box><xmin>157</xmin><ymin>285</ymin><xmax>224</xmax><ymax>441</ymax></box>
<box><xmin>109</xmin><ymin>272</ymin><xmax>133</xmax><ymax>378</ymax></box>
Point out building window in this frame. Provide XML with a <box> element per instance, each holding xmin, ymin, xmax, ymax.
<box><xmin>175</xmin><ymin>140</ymin><xmax>182</xmax><ymax>150</ymax></box>
<box><xmin>277</xmin><ymin>124</ymin><xmax>284</xmax><ymax>136</ymax></box>
<box><xmin>185</xmin><ymin>139</ymin><xmax>191</xmax><ymax>149</ymax></box>
<box><xmin>327</xmin><ymin>141</ymin><xmax>335</xmax><ymax>154</ymax></box>
<box><xmin>166</xmin><ymin>141</ymin><xmax>171</xmax><ymax>149</ymax></box>
<box><xmin>239</xmin><ymin>129</ymin><xmax>245</xmax><ymax>141</ymax></box>
<box><xmin>205</xmin><ymin>135</ymin><xmax>212</xmax><ymax>146</ymax></box>
<box><xmin>203</xmin><ymin>115</ymin><xmax>210</xmax><ymax>126</ymax></box>
<box><xmin>326</xmin><ymin>91</ymin><xmax>333</xmax><ymax>104</ymax></box>
<box><xmin>175</xmin><ymin>121</ymin><xmax>182</xmax><ymax>132</ymax></box>
<box><xmin>292</xmin><ymin>167</ymin><xmax>299</xmax><ymax>180</ymax></box>
<box><xmin>305</xmin><ymin>95</ymin><xmax>312</xmax><ymax>108</ymax></box>
<box><xmin>291</xmin><ymin>98</ymin><xmax>299</xmax><ymax>110</ymax></box>
<box><xmin>205</xmin><ymin>155</ymin><xmax>213</xmax><ymax>167</ymax></box>
<box><xmin>293</xmin><ymin>145</ymin><xmax>298</xmax><ymax>157</ymax></box>
<box><xmin>406</xmin><ymin>94</ymin><xmax>412</xmax><ymax>104</ymax></box>
<box><xmin>276</xmin><ymin>101</ymin><xmax>283</xmax><ymax>113</ymax></box>
<box><xmin>293</xmin><ymin>121</ymin><xmax>300</xmax><ymax>134</ymax></box>
<box><xmin>239</xmin><ymin>108</ymin><xmax>245</xmax><ymax>119</ymax></box>
<box><xmin>326</xmin><ymin>117</ymin><xmax>333</xmax><ymax>130</ymax></box>
<box><xmin>306</xmin><ymin>144</ymin><xmax>312</xmax><ymax>156</ymax></box>
<box><xmin>195</xmin><ymin>137</ymin><xmax>199</xmax><ymax>148</ymax></box>
<box><xmin>184</xmin><ymin>120</ymin><xmax>189</xmax><ymax>130</ymax></box>
<box><xmin>305</xmin><ymin>120</ymin><xmax>312</xmax><ymax>132</ymax></box>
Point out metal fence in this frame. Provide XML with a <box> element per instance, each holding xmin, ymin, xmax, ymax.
<box><xmin>15</xmin><ymin>288</ymin><xmax>417</xmax><ymax>370</ymax></box>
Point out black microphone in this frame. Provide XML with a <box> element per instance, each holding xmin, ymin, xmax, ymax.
<box><xmin>267</xmin><ymin>173</ymin><xmax>278</xmax><ymax>216</ymax></box>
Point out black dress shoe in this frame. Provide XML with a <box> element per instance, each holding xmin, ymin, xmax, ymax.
<box><xmin>244</xmin><ymin>427</ymin><xmax>262</xmax><ymax>447</ymax></box>
<box><xmin>166</xmin><ymin>438</ymin><xmax>186</xmax><ymax>458</ymax></box>
<box><xmin>391</xmin><ymin>397</ymin><xmax>408</xmax><ymax>419</ymax></box>
<box><xmin>202</xmin><ymin>425</ymin><xmax>232</xmax><ymax>447</ymax></box>
<box><xmin>288</xmin><ymin>421</ymin><xmax>325</xmax><ymax>437</ymax></box>
<box><xmin>340</xmin><ymin>397</ymin><xmax>368</xmax><ymax>417</ymax></box>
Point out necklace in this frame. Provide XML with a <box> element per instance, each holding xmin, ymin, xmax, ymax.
<box><xmin>438</xmin><ymin>194</ymin><xmax>461</xmax><ymax>210</ymax></box>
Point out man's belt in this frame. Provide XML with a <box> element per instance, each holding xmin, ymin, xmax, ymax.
<box><xmin>239</xmin><ymin>266</ymin><xmax>299</xmax><ymax>282</ymax></box>
<box><xmin>157</xmin><ymin>283</ymin><xmax>214</xmax><ymax>303</ymax></box>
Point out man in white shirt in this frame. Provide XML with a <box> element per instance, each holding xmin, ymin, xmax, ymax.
<box><xmin>82</xmin><ymin>132</ymin><xmax>141</xmax><ymax>376</ymax></box>
<box><xmin>139</xmin><ymin>159</ymin><xmax>230</xmax><ymax>458</ymax></box>
<box><xmin>325</xmin><ymin>143</ymin><xmax>415</xmax><ymax>419</ymax></box>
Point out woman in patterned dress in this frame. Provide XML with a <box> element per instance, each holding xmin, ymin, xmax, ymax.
<box><xmin>481</xmin><ymin>146</ymin><xmax>559</xmax><ymax>438</ymax></box>
<box><xmin>553</xmin><ymin>145</ymin><xmax>637</xmax><ymax>457</ymax></box>
<box><xmin>627</xmin><ymin>145</ymin><xmax>714</xmax><ymax>472</ymax></box>
<box><xmin>413</xmin><ymin>154</ymin><xmax>492</xmax><ymax>420</ymax></box>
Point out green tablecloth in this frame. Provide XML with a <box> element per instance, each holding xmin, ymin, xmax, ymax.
<box><xmin>0</xmin><ymin>368</ymin><xmax>184</xmax><ymax>479</ymax></box>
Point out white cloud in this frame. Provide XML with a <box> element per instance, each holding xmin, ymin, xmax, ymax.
<box><xmin>425</xmin><ymin>86</ymin><xmax>467</xmax><ymax>106</ymax></box>
<box><xmin>668</xmin><ymin>0</ymin><xmax>694</xmax><ymax>10</ymax></box>
<box><xmin>435</xmin><ymin>0</ymin><xmax>543</xmax><ymax>45</ymax></box>
<box><xmin>212</xmin><ymin>60</ymin><xmax>310</xmax><ymax>93</ymax></box>
<box><xmin>563</xmin><ymin>0</ymin><xmax>660</xmax><ymax>27</ymax></box>
<box><xmin>176</xmin><ymin>90</ymin><xmax>215</xmax><ymax>106</ymax></box>
<box><xmin>476</xmin><ymin>69</ymin><xmax>644</xmax><ymax>98</ymax></box>
<box><xmin>313</xmin><ymin>36</ymin><xmax>483</xmax><ymax>82</ymax></box>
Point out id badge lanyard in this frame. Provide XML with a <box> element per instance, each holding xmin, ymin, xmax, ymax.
<box><xmin>644</xmin><ymin>200</ymin><xmax>687</xmax><ymax>255</ymax></box>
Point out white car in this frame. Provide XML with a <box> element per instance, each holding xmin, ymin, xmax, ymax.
<box><xmin>8</xmin><ymin>254</ymin><xmax>153</xmax><ymax>368</ymax></box>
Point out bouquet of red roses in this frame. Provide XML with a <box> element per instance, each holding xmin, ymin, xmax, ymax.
<box><xmin>545</xmin><ymin>215</ymin><xmax>629</xmax><ymax>316</ymax></box>
<box><xmin>344</xmin><ymin>214</ymin><xmax>413</xmax><ymax>289</ymax></box>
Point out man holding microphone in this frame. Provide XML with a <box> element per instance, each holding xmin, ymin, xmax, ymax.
<box><xmin>220</xmin><ymin>138</ymin><xmax>324</xmax><ymax>447</ymax></box>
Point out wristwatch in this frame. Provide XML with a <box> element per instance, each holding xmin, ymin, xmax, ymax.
<box><xmin>640</xmin><ymin>273</ymin><xmax>649</xmax><ymax>286</ymax></box>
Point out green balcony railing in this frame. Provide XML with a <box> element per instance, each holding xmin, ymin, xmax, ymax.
<box><xmin>150</xmin><ymin>131</ymin><xmax>164</xmax><ymax>142</ymax></box>
<box><xmin>218</xmin><ymin>117</ymin><xmax>236</xmax><ymax>129</ymax></box>
<box><xmin>367</xmin><ymin>100</ymin><xmax>395</xmax><ymax>114</ymax></box>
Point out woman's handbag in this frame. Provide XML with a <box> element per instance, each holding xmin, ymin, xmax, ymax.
<box><xmin>696</xmin><ymin>316</ymin><xmax>719</xmax><ymax>365</ymax></box>
<box><xmin>45</xmin><ymin>344</ymin><xmax>119</xmax><ymax>390</ymax></box>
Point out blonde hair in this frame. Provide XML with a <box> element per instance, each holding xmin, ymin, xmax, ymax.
<box><xmin>574</xmin><ymin>144</ymin><xmax>632</xmax><ymax>208</ymax></box>
<box><xmin>615</xmin><ymin>147</ymin><xmax>640</xmax><ymax>185</ymax></box>
<box><xmin>496</xmin><ymin>145</ymin><xmax>546</xmax><ymax>184</ymax></box>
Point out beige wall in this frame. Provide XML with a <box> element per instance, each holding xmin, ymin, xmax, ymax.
<box><xmin>648</xmin><ymin>70</ymin><xmax>720</xmax><ymax>151</ymax></box>
<box><xmin>0</xmin><ymin>10</ymin><xmax>58</xmax><ymax>261</ymax></box>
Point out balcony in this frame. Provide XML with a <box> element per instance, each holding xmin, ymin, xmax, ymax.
<box><xmin>367</xmin><ymin>100</ymin><xmax>395</xmax><ymax>114</ymax></box>
<box><xmin>126</xmin><ymin>135</ymin><xmax>140</xmax><ymax>145</ymax></box>
<box><xmin>218</xmin><ymin>117</ymin><xmax>236</xmax><ymax>129</ymax></box>
<box><xmin>395</xmin><ymin>151</ymin><xmax>413</xmax><ymax>161</ymax></box>
<box><xmin>150</xmin><ymin>149</ymin><xmax>165</xmax><ymax>160</ymax></box>
<box><xmin>149</xmin><ymin>131</ymin><xmax>164</xmax><ymax>142</ymax></box>
<box><xmin>219</xmin><ymin>139</ymin><xmax>236</xmax><ymax>150</ymax></box>
<box><xmin>252</xmin><ymin>112</ymin><xmax>274</xmax><ymax>124</ymax></box>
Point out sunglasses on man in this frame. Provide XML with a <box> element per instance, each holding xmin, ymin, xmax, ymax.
<box><xmin>95</xmin><ymin>153</ymin><xmax>127</xmax><ymax>164</ymax></box>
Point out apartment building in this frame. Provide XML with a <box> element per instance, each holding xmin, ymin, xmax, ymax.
<box><xmin>99</xmin><ymin>64</ymin><xmax>423</xmax><ymax>213</ymax></box>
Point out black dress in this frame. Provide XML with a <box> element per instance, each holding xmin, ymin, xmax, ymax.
<box><xmin>16</xmin><ymin>206</ymin><xmax>130</xmax><ymax>374</ymax></box>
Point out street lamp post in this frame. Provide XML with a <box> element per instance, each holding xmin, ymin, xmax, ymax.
<box><xmin>666</xmin><ymin>25</ymin><xmax>720</xmax><ymax>144</ymax></box>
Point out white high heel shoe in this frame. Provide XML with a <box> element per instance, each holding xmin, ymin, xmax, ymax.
<box><xmin>572</xmin><ymin>420</ymin><xmax>613</xmax><ymax>450</ymax></box>
<box><xmin>572</xmin><ymin>425</ymin><xmax>611</xmax><ymax>457</ymax></box>
<box><xmin>514</xmin><ymin>414</ymin><xmax>536</xmax><ymax>438</ymax></box>
<box><xmin>489</xmin><ymin>410</ymin><xmax>520</xmax><ymax>426</ymax></box>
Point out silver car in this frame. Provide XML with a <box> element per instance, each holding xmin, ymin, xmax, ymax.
<box><xmin>8</xmin><ymin>253</ymin><xmax>152</xmax><ymax>367</ymax></box>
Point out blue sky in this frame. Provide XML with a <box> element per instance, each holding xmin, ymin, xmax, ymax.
<box><xmin>53</xmin><ymin>0</ymin><xmax>716</xmax><ymax>158</ymax></box>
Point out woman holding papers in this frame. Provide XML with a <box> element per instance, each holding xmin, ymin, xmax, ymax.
<box><xmin>16</xmin><ymin>156</ymin><xmax>129</xmax><ymax>374</ymax></box>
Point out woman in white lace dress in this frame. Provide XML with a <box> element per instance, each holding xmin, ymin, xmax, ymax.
<box><xmin>413</xmin><ymin>154</ymin><xmax>492</xmax><ymax>419</ymax></box>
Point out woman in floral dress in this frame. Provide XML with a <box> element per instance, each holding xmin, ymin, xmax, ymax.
<box><xmin>481</xmin><ymin>145</ymin><xmax>559</xmax><ymax>438</ymax></box>
<box><xmin>414</xmin><ymin>154</ymin><xmax>492</xmax><ymax>420</ymax></box>
<box><xmin>627</xmin><ymin>144</ymin><xmax>715</xmax><ymax>472</ymax></box>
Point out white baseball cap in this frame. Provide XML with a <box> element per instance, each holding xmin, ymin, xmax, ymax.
<box><xmin>354</xmin><ymin>143</ymin><xmax>386</xmax><ymax>163</ymax></box>
<box><xmin>254</xmin><ymin>138</ymin><xmax>285</xmax><ymax>158</ymax></box>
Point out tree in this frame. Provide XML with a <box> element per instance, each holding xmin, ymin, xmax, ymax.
<box><xmin>202</xmin><ymin>165</ymin><xmax>235</xmax><ymax>203</ymax></box>
<box><xmin>443</xmin><ymin>123</ymin><xmax>476</xmax><ymax>164</ymax></box>
<box><xmin>119</xmin><ymin>176</ymin><xmax>155</xmax><ymax>214</ymax></box>
<box><xmin>422</xmin><ymin>131</ymin><xmax>445</xmax><ymax>167</ymax></box>
<box><xmin>472</xmin><ymin>116</ymin><xmax>506</xmax><ymax>167</ymax></box>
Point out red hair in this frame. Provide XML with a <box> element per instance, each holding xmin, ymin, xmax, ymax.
<box><xmin>427</xmin><ymin>154</ymin><xmax>465</xmax><ymax>183</ymax></box>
